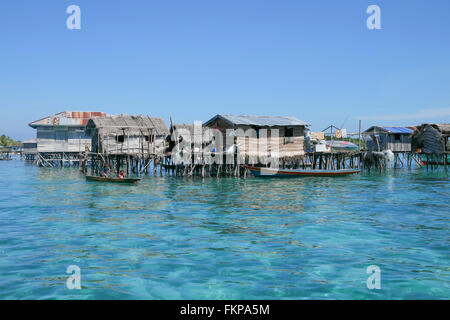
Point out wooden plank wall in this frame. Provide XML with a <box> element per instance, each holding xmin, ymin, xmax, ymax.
<box><xmin>36</xmin><ymin>126</ymin><xmax>92</xmax><ymax>152</ymax></box>
<box><xmin>100</xmin><ymin>135</ymin><xmax>166</xmax><ymax>156</ymax></box>
<box><xmin>236</xmin><ymin>136</ymin><xmax>305</xmax><ymax>158</ymax></box>
<box><xmin>367</xmin><ymin>134</ymin><xmax>412</xmax><ymax>152</ymax></box>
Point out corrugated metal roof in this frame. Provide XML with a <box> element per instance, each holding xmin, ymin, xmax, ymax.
<box><xmin>29</xmin><ymin>111</ymin><xmax>107</xmax><ymax>128</ymax></box>
<box><xmin>364</xmin><ymin>126</ymin><xmax>414</xmax><ymax>134</ymax></box>
<box><xmin>204</xmin><ymin>114</ymin><xmax>308</xmax><ymax>127</ymax></box>
<box><xmin>413</xmin><ymin>123</ymin><xmax>450</xmax><ymax>134</ymax></box>
<box><xmin>381</xmin><ymin>127</ymin><xmax>414</xmax><ymax>134</ymax></box>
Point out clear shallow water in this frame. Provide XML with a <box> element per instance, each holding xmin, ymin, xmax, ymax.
<box><xmin>0</xmin><ymin>160</ymin><xmax>448</xmax><ymax>300</ymax></box>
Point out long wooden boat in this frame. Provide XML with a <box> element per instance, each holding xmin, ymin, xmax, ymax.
<box><xmin>245</xmin><ymin>166</ymin><xmax>361</xmax><ymax>177</ymax></box>
<box><xmin>85</xmin><ymin>175</ymin><xmax>142</xmax><ymax>184</ymax></box>
<box><xmin>418</xmin><ymin>154</ymin><xmax>450</xmax><ymax>166</ymax></box>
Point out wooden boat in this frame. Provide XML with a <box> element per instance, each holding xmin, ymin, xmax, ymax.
<box><xmin>418</xmin><ymin>154</ymin><xmax>450</xmax><ymax>166</ymax></box>
<box><xmin>85</xmin><ymin>175</ymin><xmax>141</xmax><ymax>184</ymax></box>
<box><xmin>244</xmin><ymin>166</ymin><xmax>361</xmax><ymax>177</ymax></box>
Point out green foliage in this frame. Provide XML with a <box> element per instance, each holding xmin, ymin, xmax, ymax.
<box><xmin>0</xmin><ymin>135</ymin><xmax>23</xmax><ymax>148</ymax></box>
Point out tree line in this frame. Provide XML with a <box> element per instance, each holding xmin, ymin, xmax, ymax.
<box><xmin>0</xmin><ymin>135</ymin><xmax>23</xmax><ymax>148</ymax></box>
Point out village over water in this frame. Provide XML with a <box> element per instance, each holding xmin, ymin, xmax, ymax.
<box><xmin>1</xmin><ymin>111</ymin><xmax>447</xmax><ymax>178</ymax></box>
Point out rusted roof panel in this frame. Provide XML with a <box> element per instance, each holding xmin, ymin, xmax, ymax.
<box><xmin>29</xmin><ymin>111</ymin><xmax>107</xmax><ymax>128</ymax></box>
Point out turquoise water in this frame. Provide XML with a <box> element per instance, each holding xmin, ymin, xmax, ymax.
<box><xmin>0</xmin><ymin>160</ymin><xmax>448</xmax><ymax>299</ymax></box>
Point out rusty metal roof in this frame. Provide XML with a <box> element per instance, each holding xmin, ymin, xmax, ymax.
<box><xmin>29</xmin><ymin>111</ymin><xmax>107</xmax><ymax>128</ymax></box>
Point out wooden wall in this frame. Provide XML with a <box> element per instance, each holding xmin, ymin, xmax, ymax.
<box><xmin>367</xmin><ymin>133</ymin><xmax>411</xmax><ymax>152</ymax></box>
<box><xmin>236</xmin><ymin>136</ymin><xmax>305</xmax><ymax>158</ymax></box>
<box><xmin>205</xmin><ymin>118</ymin><xmax>305</xmax><ymax>137</ymax></box>
<box><xmin>92</xmin><ymin>130</ymin><xmax>166</xmax><ymax>156</ymax></box>
<box><xmin>36</xmin><ymin>126</ymin><xmax>92</xmax><ymax>153</ymax></box>
<box><xmin>204</xmin><ymin>118</ymin><xmax>306</xmax><ymax>156</ymax></box>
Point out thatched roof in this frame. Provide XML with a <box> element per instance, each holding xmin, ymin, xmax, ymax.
<box><xmin>412</xmin><ymin>123</ymin><xmax>450</xmax><ymax>136</ymax></box>
<box><xmin>435</xmin><ymin>124</ymin><xmax>450</xmax><ymax>134</ymax></box>
<box><xmin>86</xmin><ymin>115</ymin><xmax>169</xmax><ymax>136</ymax></box>
<box><xmin>170</xmin><ymin>124</ymin><xmax>196</xmax><ymax>134</ymax></box>
<box><xmin>170</xmin><ymin>123</ymin><xmax>217</xmax><ymax>141</ymax></box>
<box><xmin>170</xmin><ymin>123</ymin><xmax>213</xmax><ymax>134</ymax></box>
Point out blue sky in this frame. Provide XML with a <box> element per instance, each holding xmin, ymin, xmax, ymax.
<box><xmin>1</xmin><ymin>0</ymin><xmax>450</xmax><ymax>140</ymax></box>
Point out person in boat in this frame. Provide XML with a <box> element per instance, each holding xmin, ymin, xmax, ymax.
<box><xmin>118</xmin><ymin>170</ymin><xmax>125</xmax><ymax>179</ymax></box>
<box><xmin>101</xmin><ymin>163</ymin><xmax>111</xmax><ymax>177</ymax></box>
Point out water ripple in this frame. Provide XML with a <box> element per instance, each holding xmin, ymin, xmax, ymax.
<box><xmin>0</xmin><ymin>161</ymin><xmax>448</xmax><ymax>299</ymax></box>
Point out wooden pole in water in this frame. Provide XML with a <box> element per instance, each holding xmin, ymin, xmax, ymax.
<box><xmin>445</xmin><ymin>152</ymin><xmax>448</xmax><ymax>171</ymax></box>
<box><xmin>358</xmin><ymin>120</ymin><xmax>362</xmax><ymax>151</ymax></box>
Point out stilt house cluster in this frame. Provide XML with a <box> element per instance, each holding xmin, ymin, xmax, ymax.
<box><xmin>23</xmin><ymin>110</ymin><xmax>449</xmax><ymax>172</ymax></box>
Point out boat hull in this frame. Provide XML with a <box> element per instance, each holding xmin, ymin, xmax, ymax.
<box><xmin>418</xmin><ymin>154</ymin><xmax>450</xmax><ymax>166</ymax></box>
<box><xmin>85</xmin><ymin>176</ymin><xmax>141</xmax><ymax>184</ymax></box>
<box><xmin>245</xmin><ymin>166</ymin><xmax>361</xmax><ymax>177</ymax></box>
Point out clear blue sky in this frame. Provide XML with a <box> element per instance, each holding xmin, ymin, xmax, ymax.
<box><xmin>1</xmin><ymin>0</ymin><xmax>450</xmax><ymax>140</ymax></box>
